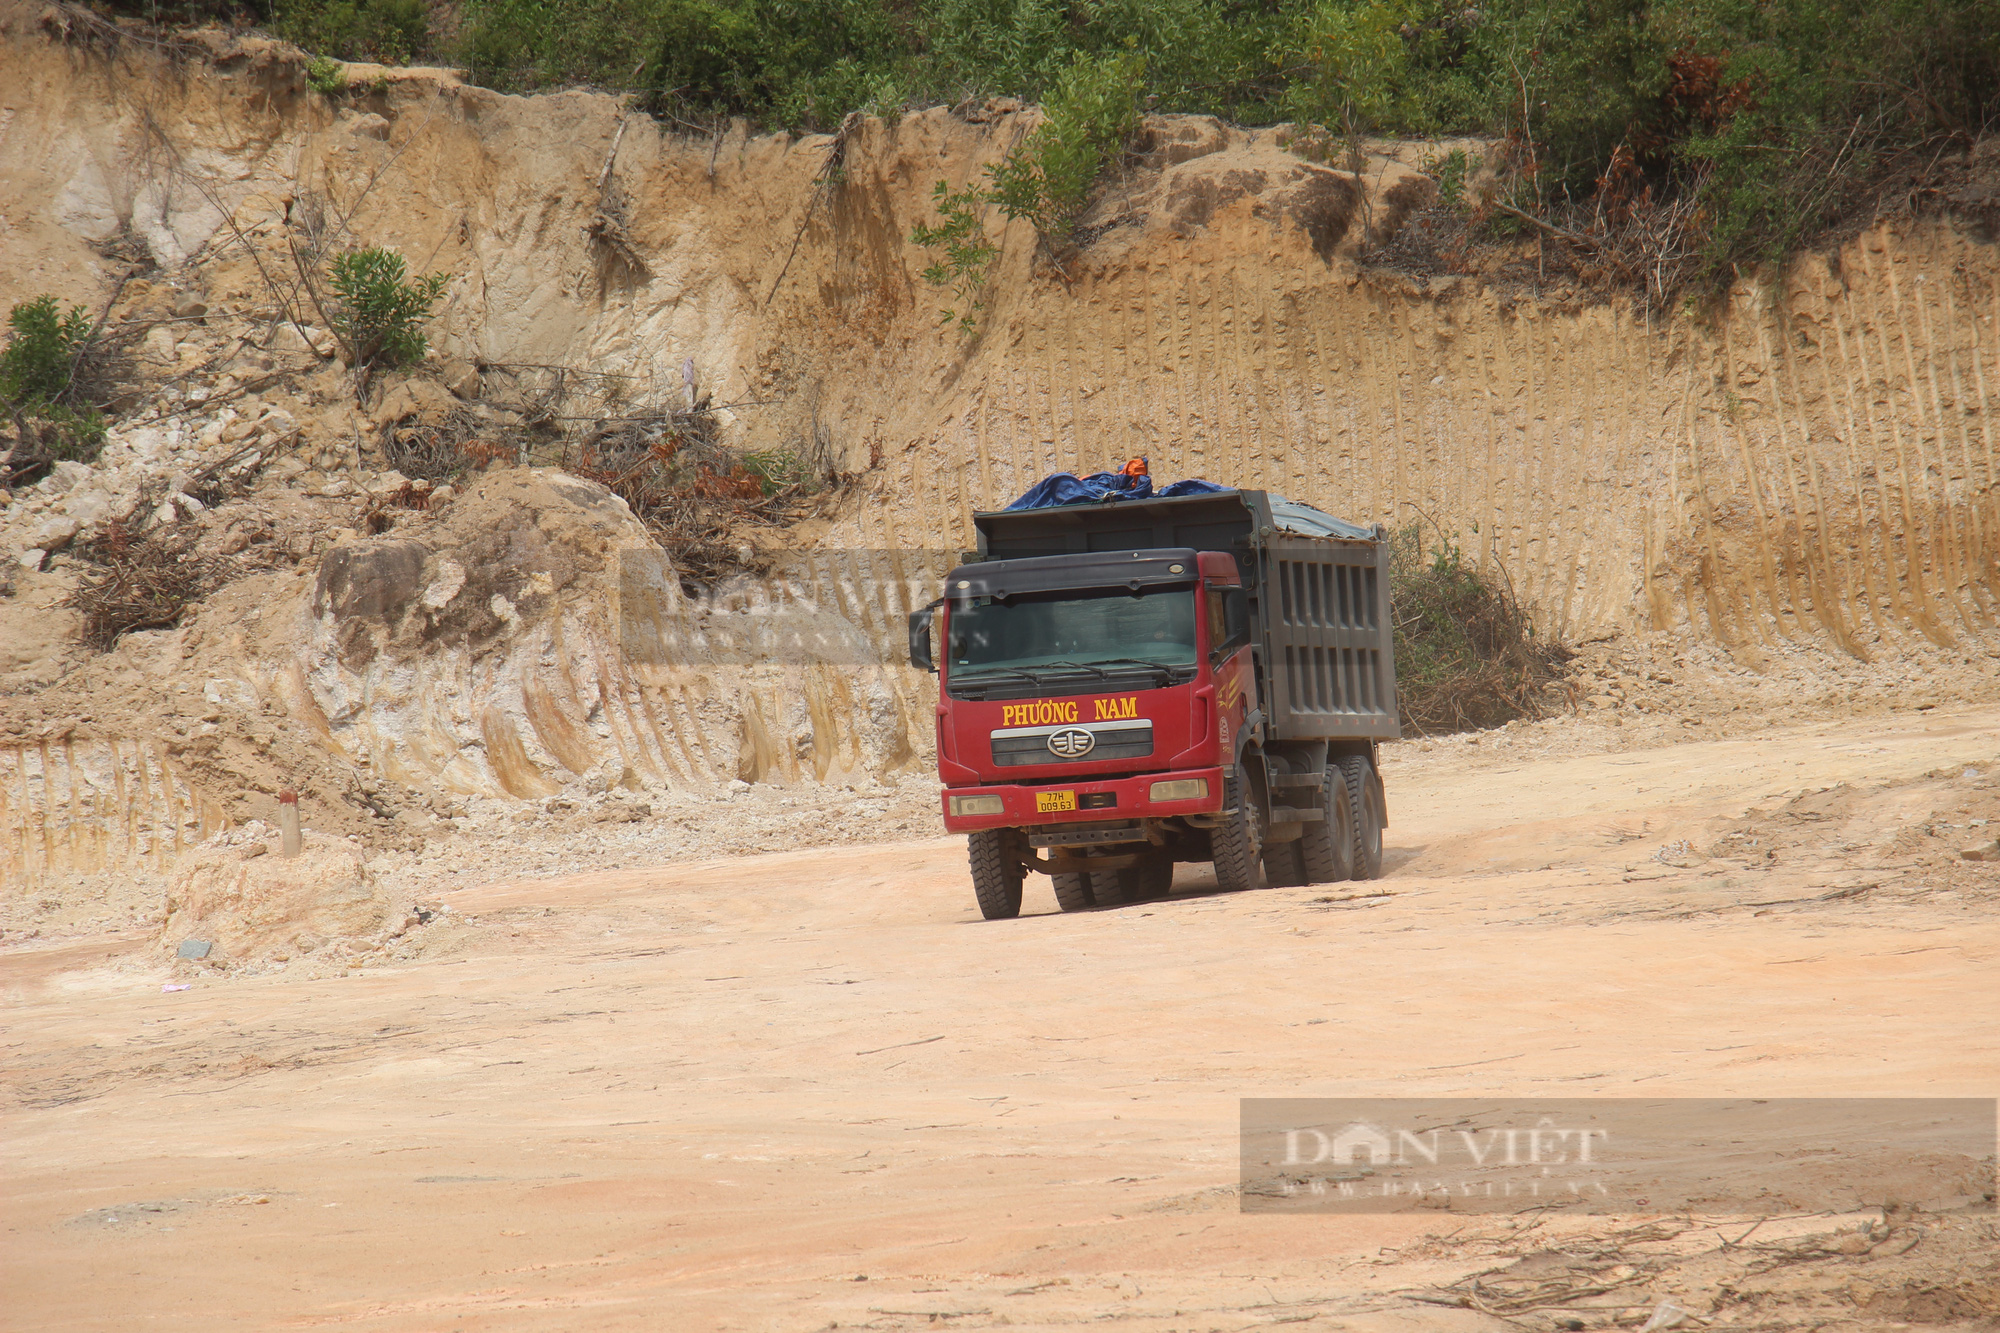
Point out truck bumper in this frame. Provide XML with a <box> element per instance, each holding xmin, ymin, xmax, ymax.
<box><xmin>938</xmin><ymin>766</ymin><xmax>1225</xmax><ymax>834</ymax></box>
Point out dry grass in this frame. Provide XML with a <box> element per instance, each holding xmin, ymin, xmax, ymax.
<box><xmin>444</xmin><ymin>361</ymin><xmax>846</xmax><ymax>589</ymax></box>
<box><xmin>556</xmin><ymin>406</ymin><xmax>838</xmax><ymax>587</ymax></box>
<box><xmin>1389</xmin><ymin>522</ymin><xmax>1574</xmax><ymax>735</ymax></box>
<box><xmin>383</xmin><ymin>404</ymin><xmax>488</xmax><ymax>481</ymax></box>
<box><xmin>64</xmin><ymin>521</ymin><xmax>238</xmax><ymax>651</ymax></box>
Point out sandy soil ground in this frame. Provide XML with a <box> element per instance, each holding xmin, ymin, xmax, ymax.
<box><xmin>5</xmin><ymin>706</ymin><xmax>1998</xmax><ymax>1332</ymax></box>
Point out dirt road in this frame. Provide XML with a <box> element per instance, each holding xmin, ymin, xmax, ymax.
<box><xmin>6</xmin><ymin>708</ymin><xmax>1998</xmax><ymax>1331</ymax></box>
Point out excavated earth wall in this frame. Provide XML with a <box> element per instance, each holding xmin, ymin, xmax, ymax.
<box><xmin>3</xmin><ymin>7</ymin><xmax>2000</xmax><ymax>887</ymax></box>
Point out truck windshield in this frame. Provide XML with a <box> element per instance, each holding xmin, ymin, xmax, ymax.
<box><xmin>947</xmin><ymin>586</ymin><xmax>1197</xmax><ymax>676</ymax></box>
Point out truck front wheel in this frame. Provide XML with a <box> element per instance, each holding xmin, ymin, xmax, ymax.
<box><xmin>968</xmin><ymin>828</ymin><xmax>1026</xmax><ymax>919</ymax></box>
<box><xmin>1210</xmin><ymin>766</ymin><xmax>1263</xmax><ymax>892</ymax></box>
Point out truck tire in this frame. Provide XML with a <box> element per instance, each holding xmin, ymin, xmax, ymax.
<box><xmin>1210</xmin><ymin>766</ymin><xmax>1263</xmax><ymax>893</ymax></box>
<box><xmin>1090</xmin><ymin>863</ymin><xmax>1128</xmax><ymax>907</ymax></box>
<box><xmin>1263</xmin><ymin>839</ymin><xmax>1306</xmax><ymax>887</ymax></box>
<box><xmin>1050</xmin><ymin>871</ymin><xmax>1097</xmax><ymax>912</ymax></box>
<box><xmin>1334</xmin><ymin>755</ymin><xmax>1384</xmax><ymax>880</ymax></box>
<box><xmin>1118</xmin><ymin>854</ymin><xmax>1173</xmax><ymax>901</ymax></box>
<box><xmin>1297</xmin><ymin>765</ymin><xmax>1356</xmax><ymax>884</ymax></box>
<box><xmin>967</xmin><ymin>828</ymin><xmax>1025</xmax><ymax>919</ymax></box>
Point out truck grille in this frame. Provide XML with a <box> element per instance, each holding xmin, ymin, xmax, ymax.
<box><xmin>990</xmin><ymin>719</ymin><xmax>1154</xmax><ymax>767</ymax></box>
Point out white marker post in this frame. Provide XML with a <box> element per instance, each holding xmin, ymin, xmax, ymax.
<box><xmin>279</xmin><ymin>789</ymin><xmax>301</xmax><ymax>857</ymax></box>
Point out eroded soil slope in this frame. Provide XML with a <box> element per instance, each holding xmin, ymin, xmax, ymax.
<box><xmin>6</xmin><ymin>13</ymin><xmax>2000</xmax><ymax>902</ymax></box>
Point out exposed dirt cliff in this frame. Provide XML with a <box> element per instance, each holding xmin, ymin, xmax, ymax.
<box><xmin>4</xmin><ymin>9</ymin><xmax>2000</xmax><ymax>894</ymax></box>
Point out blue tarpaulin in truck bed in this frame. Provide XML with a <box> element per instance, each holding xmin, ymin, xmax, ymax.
<box><xmin>1003</xmin><ymin>461</ymin><xmax>1229</xmax><ymax>510</ymax></box>
<box><xmin>1002</xmin><ymin>464</ymin><xmax>1377</xmax><ymax>542</ymax></box>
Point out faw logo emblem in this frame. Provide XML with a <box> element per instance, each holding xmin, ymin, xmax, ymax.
<box><xmin>1093</xmin><ymin>696</ymin><xmax>1139</xmax><ymax>720</ymax></box>
<box><xmin>1046</xmin><ymin>728</ymin><xmax>1096</xmax><ymax>758</ymax></box>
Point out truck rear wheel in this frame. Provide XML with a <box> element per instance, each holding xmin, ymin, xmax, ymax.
<box><xmin>1210</xmin><ymin>766</ymin><xmax>1263</xmax><ymax>893</ymax></box>
<box><xmin>1334</xmin><ymin>755</ymin><xmax>1384</xmax><ymax>880</ymax></box>
<box><xmin>968</xmin><ymin>828</ymin><xmax>1025</xmax><ymax>919</ymax></box>
<box><xmin>1051</xmin><ymin>871</ymin><xmax>1097</xmax><ymax>912</ymax></box>
<box><xmin>1263</xmin><ymin>840</ymin><xmax>1305</xmax><ymax>887</ymax></box>
<box><xmin>1089</xmin><ymin>859</ymin><xmax>1127</xmax><ymax>906</ymax></box>
<box><xmin>1296</xmin><ymin>764</ymin><xmax>1356</xmax><ymax>884</ymax></box>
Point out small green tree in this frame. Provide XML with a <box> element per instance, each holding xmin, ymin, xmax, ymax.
<box><xmin>985</xmin><ymin>49</ymin><xmax>1147</xmax><ymax>247</ymax></box>
<box><xmin>1281</xmin><ymin>0</ymin><xmax>1407</xmax><ymax>171</ymax></box>
<box><xmin>2</xmin><ymin>296</ymin><xmax>107</xmax><ymax>464</ymax></box>
<box><xmin>910</xmin><ymin>50</ymin><xmax>1143</xmax><ymax>320</ymax></box>
<box><xmin>910</xmin><ymin>181</ymin><xmax>999</xmax><ymax>332</ymax></box>
<box><xmin>1424</xmin><ymin>146</ymin><xmax>1472</xmax><ymax>211</ymax></box>
<box><xmin>1</xmin><ymin>297</ymin><xmax>95</xmax><ymax>407</ymax></box>
<box><xmin>305</xmin><ymin>55</ymin><xmax>348</xmax><ymax>94</ymax></box>
<box><xmin>325</xmin><ymin>248</ymin><xmax>451</xmax><ymax>370</ymax></box>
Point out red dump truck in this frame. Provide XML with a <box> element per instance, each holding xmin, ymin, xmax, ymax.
<box><xmin>907</xmin><ymin>489</ymin><xmax>1399</xmax><ymax>919</ymax></box>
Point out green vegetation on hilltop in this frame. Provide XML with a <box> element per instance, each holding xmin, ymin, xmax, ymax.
<box><xmin>91</xmin><ymin>0</ymin><xmax>2000</xmax><ymax>296</ymax></box>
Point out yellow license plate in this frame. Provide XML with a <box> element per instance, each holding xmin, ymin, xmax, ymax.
<box><xmin>1036</xmin><ymin>790</ymin><xmax>1077</xmax><ymax>814</ymax></box>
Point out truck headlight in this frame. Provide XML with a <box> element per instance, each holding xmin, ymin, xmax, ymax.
<box><xmin>1149</xmin><ymin>779</ymin><xmax>1209</xmax><ymax>802</ymax></box>
<box><xmin>949</xmin><ymin>794</ymin><xmax>1006</xmax><ymax>816</ymax></box>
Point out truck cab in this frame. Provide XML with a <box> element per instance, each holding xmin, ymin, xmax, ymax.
<box><xmin>909</xmin><ymin>490</ymin><xmax>1396</xmax><ymax>919</ymax></box>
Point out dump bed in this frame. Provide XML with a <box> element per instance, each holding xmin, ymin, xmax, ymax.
<box><xmin>973</xmin><ymin>490</ymin><xmax>1399</xmax><ymax>743</ymax></box>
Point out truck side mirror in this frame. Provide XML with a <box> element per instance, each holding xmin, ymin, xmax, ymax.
<box><xmin>907</xmin><ymin>607</ymin><xmax>937</xmax><ymax>673</ymax></box>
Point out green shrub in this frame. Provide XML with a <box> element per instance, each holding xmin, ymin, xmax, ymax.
<box><xmin>1082</xmin><ymin>0</ymin><xmax>1280</xmax><ymax>120</ymax></box>
<box><xmin>2</xmin><ymin>297</ymin><xmax>110</xmax><ymax>467</ymax></box>
<box><xmin>985</xmin><ymin>50</ymin><xmax>1147</xmax><ymax>246</ymax></box>
<box><xmin>923</xmin><ymin>0</ymin><xmax>1070</xmax><ymax>100</ymax></box>
<box><xmin>325</xmin><ymin>248</ymin><xmax>451</xmax><ymax>370</ymax></box>
<box><xmin>276</xmin><ymin>0</ymin><xmax>429</xmax><ymax>63</ymax></box>
<box><xmin>1422</xmin><ymin>146</ymin><xmax>1472</xmax><ymax>210</ymax></box>
<box><xmin>1</xmin><ymin>296</ymin><xmax>95</xmax><ymax>408</ymax></box>
<box><xmin>909</xmin><ymin>49</ymin><xmax>1141</xmax><ymax>304</ymax></box>
<box><xmin>910</xmin><ymin>181</ymin><xmax>999</xmax><ymax>332</ymax></box>
<box><xmin>1281</xmin><ymin>0</ymin><xmax>1407</xmax><ymax>167</ymax></box>
<box><xmin>460</xmin><ymin>0</ymin><xmax>906</xmax><ymax>126</ymax></box>
<box><xmin>305</xmin><ymin>54</ymin><xmax>347</xmax><ymax>92</ymax></box>
<box><xmin>13</xmin><ymin>405</ymin><xmax>109</xmax><ymax>464</ymax></box>
<box><xmin>738</xmin><ymin>445</ymin><xmax>817</xmax><ymax>494</ymax></box>
<box><xmin>1448</xmin><ymin>0</ymin><xmax>1999</xmax><ymax>291</ymax></box>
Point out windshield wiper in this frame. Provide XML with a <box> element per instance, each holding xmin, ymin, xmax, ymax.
<box><xmin>1083</xmin><ymin>657</ymin><xmax>1185</xmax><ymax>675</ymax></box>
<box><xmin>1037</xmin><ymin>660</ymin><xmax>1112</xmax><ymax>679</ymax></box>
<box><xmin>949</xmin><ymin>666</ymin><xmax>1046</xmax><ymax>685</ymax></box>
